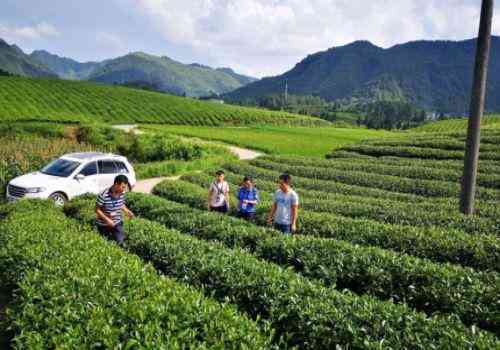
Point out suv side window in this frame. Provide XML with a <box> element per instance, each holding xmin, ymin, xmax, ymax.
<box><xmin>98</xmin><ymin>160</ymin><xmax>118</xmax><ymax>174</ymax></box>
<box><xmin>80</xmin><ymin>161</ymin><xmax>97</xmax><ymax>176</ymax></box>
<box><xmin>114</xmin><ymin>161</ymin><xmax>129</xmax><ymax>174</ymax></box>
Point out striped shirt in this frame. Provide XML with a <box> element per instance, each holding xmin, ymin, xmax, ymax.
<box><xmin>96</xmin><ymin>188</ymin><xmax>125</xmax><ymax>226</ymax></box>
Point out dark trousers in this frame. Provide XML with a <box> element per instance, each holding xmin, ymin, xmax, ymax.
<box><xmin>210</xmin><ymin>204</ymin><xmax>228</xmax><ymax>213</ymax></box>
<box><xmin>237</xmin><ymin>211</ymin><xmax>255</xmax><ymax>222</ymax></box>
<box><xmin>274</xmin><ymin>223</ymin><xmax>292</xmax><ymax>234</ymax></box>
<box><xmin>98</xmin><ymin>221</ymin><xmax>126</xmax><ymax>244</ymax></box>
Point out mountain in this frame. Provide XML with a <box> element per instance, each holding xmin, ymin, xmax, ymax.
<box><xmin>215</xmin><ymin>67</ymin><xmax>257</xmax><ymax>86</ymax></box>
<box><xmin>224</xmin><ymin>37</ymin><xmax>500</xmax><ymax>113</ymax></box>
<box><xmin>87</xmin><ymin>52</ymin><xmax>257</xmax><ymax>97</ymax></box>
<box><xmin>29</xmin><ymin>50</ymin><xmax>102</xmax><ymax>80</ymax></box>
<box><xmin>0</xmin><ymin>40</ymin><xmax>258</xmax><ymax>91</ymax></box>
<box><xmin>0</xmin><ymin>39</ymin><xmax>57</xmax><ymax>78</ymax></box>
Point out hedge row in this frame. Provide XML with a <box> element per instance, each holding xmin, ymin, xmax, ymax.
<box><xmin>0</xmin><ymin>200</ymin><xmax>269</xmax><ymax>349</ymax></box>
<box><xmin>153</xmin><ymin>179</ymin><xmax>500</xmax><ymax>272</ymax></box>
<box><xmin>180</xmin><ymin>172</ymin><xmax>500</xmax><ymax>235</ymax></box>
<box><xmin>322</xmin><ymin>150</ymin><xmax>375</xmax><ymax>159</ymax></box>
<box><xmin>365</xmin><ymin>138</ymin><xmax>500</xmax><ymax>153</ymax></box>
<box><xmin>121</xmin><ymin>192</ymin><xmax>500</xmax><ymax>334</ymax></box>
<box><xmin>338</xmin><ymin>144</ymin><xmax>500</xmax><ymax>161</ymax></box>
<box><xmin>480</xmin><ymin>135</ymin><xmax>500</xmax><ymax>144</ymax></box>
<box><xmin>222</xmin><ymin>162</ymin><xmax>443</xmax><ymax>204</ymax></box>
<box><xmin>261</xmin><ymin>155</ymin><xmax>500</xmax><ymax>189</ymax></box>
<box><xmin>327</xmin><ymin>151</ymin><xmax>500</xmax><ymax>175</ymax></box>
<box><xmin>249</xmin><ymin>159</ymin><xmax>500</xmax><ymax>201</ymax></box>
<box><xmin>63</xmin><ymin>198</ymin><xmax>500</xmax><ymax>348</ymax></box>
<box><xmin>199</xmin><ymin>168</ymin><xmax>500</xmax><ymax>220</ymax></box>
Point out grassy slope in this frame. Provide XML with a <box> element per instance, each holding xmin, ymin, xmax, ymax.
<box><xmin>412</xmin><ymin>115</ymin><xmax>500</xmax><ymax>132</ymax></box>
<box><xmin>0</xmin><ymin>76</ymin><xmax>327</xmax><ymax>126</ymax></box>
<box><xmin>149</xmin><ymin>125</ymin><xmax>395</xmax><ymax>157</ymax></box>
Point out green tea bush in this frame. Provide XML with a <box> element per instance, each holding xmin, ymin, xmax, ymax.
<box><xmin>263</xmin><ymin>155</ymin><xmax>500</xmax><ymax>189</ymax></box>
<box><xmin>153</xmin><ymin>179</ymin><xmax>500</xmax><ymax>272</ymax></box>
<box><xmin>64</xmin><ymin>198</ymin><xmax>500</xmax><ymax>348</ymax></box>
<box><xmin>223</xmin><ymin>162</ymin><xmax>437</xmax><ymax>203</ymax></box>
<box><xmin>340</xmin><ymin>144</ymin><xmax>500</xmax><ymax>161</ymax></box>
<box><xmin>0</xmin><ymin>200</ymin><xmax>271</xmax><ymax>349</ymax></box>
<box><xmin>249</xmin><ymin>159</ymin><xmax>500</xmax><ymax>200</ymax></box>
<box><xmin>120</xmin><ymin>193</ymin><xmax>500</xmax><ymax>334</ymax></box>
<box><xmin>0</xmin><ymin>76</ymin><xmax>328</xmax><ymax>127</ymax></box>
<box><xmin>180</xmin><ymin>171</ymin><xmax>500</xmax><ymax>235</ymax></box>
<box><xmin>326</xmin><ymin>151</ymin><xmax>500</xmax><ymax>175</ymax></box>
<box><xmin>365</xmin><ymin>138</ymin><xmax>500</xmax><ymax>153</ymax></box>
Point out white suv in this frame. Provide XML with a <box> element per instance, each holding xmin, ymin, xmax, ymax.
<box><xmin>6</xmin><ymin>152</ymin><xmax>136</xmax><ymax>205</ymax></box>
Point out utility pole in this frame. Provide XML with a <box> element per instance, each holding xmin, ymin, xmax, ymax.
<box><xmin>460</xmin><ymin>0</ymin><xmax>494</xmax><ymax>215</ymax></box>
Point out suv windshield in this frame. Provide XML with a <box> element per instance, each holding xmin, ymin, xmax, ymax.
<box><xmin>41</xmin><ymin>158</ymin><xmax>81</xmax><ymax>178</ymax></box>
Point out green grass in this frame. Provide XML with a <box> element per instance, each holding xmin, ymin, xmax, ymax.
<box><xmin>412</xmin><ymin>115</ymin><xmax>500</xmax><ymax>132</ymax></box>
<box><xmin>332</xmin><ymin>111</ymin><xmax>362</xmax><ymax>124</ymax></box>
<box><xmin>0</xmin><ymin>76</ymin><xmax>328</xmax><ymax>126</ymax></box>
<box><xmin>147</xmin><ymin>125</ymin><xmax>394</xmax><ymax>157</ymax></box>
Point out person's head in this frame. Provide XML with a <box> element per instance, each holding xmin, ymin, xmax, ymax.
<box><xmin>278</xmin><ymin>173</ymin><xmax>292</xmax><ymax>192</ymax></box>
<box><xmin>215</xmin><ymin>170</ymin><xmax>225</xmax><ymax>182</ymax></box>
<box><xmin>112</xmin><ymin>175</ymin><xmax>129</xmax><ymax>194</ymax></box>
<box><xmin>242</xmin><ymin>176</ymin><xmax>253</xmax><ymax>189</ymax></box>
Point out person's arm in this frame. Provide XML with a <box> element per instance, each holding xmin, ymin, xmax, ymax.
<box><xmin>224</xmin><ymin>183</ymin><xmax>230</xmax><ymax>208</ymax></box>
<box><xmin>122</xmin><ymin>205</ymin><xmax>135</xmax><ymax>219</ymax></box>
<box><xmin>290</xmin><ymin>193</ymin><xmax>299</xmax><ymax>233</ymax></box>
<box><xmin>96</xmin><ymin>206</ymin><xmax>115</xmax><ymax>227</ymax></box>
<box><xmin>290</xmin><ymin>204</ymin><xmax>299</xmax><ymax>233</ymax></box>
<box><xmin>267</xmin><ymin>202</ymin><xmax>277</xmax><ymax>225</ymax></box>
<box><xmin>248</xmin><ymin>189</ymin><xmax>259</xmax><ymax>205</ymax></box>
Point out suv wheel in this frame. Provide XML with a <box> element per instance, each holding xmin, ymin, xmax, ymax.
<box><xmin>49</xmin><ymin>192</ymin><xmax>67</xmax><ymax>206</ymax></box>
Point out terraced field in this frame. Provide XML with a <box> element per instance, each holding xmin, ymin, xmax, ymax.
<box><xmin>412</xmin><ymin>114</ymin><xmax>500</xmax><ymax>132</ymax></box>
<box><xmin>0</xmin><ymin>76</ymin><xmax>328</xmax><ymax>126</ymax></box>
<box><xmin>1</xmin><ymin>121</ymin><xmax>499</xmax><ymax>347</ymax></box>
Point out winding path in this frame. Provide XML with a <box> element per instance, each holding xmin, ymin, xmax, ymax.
<box><xmin>113</xmin><ymin>125</ymin><xmax>263</xmax><ymax>194</ymax></box>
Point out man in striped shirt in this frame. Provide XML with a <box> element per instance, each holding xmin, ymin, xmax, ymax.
<box><xmin>96</xmin><ymin>175</ymin><xmax>134</xmax><ymax>245</ymax></box>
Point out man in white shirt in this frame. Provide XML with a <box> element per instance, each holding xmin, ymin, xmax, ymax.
<box><xmin>208</xmin><ymin>170</ymin><xmax>230</xmax><ymax>213</ymax></box>
<box><xmin>266</xmin><ymin>173</ymin><xmax>299</xmax><ymax>234</ymax></box>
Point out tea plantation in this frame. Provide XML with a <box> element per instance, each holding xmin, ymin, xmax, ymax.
<box><xmin>0</xmin><ymin>76</ymin><xmax>327</xmax><ymax>126</ymax></box>
<box><xmin>1</xmin><ymin>104</ymin><xmax>500</xmax><ymax>346</ymax></box>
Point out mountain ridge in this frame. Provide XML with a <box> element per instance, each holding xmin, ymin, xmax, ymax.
<box><xmin>0</xmin><ymin>39</ymin><xmax>58</xmax><ymax>78</ymax></box>
<box><xmin>225</xmin><ymin>36</ymin><xmax>500</xmax><ymax>113</ymax></box>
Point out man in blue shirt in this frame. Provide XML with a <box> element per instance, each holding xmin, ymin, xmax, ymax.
<box><xmin>266</xmin><ymin>173</ymin><xmax>299</xmax><ymax>234</ymax></box>
<box><xmin>96</xmin><ymin>175</ymin><xmax>135</xmax><ymax>245</ymax></box>
<box><xmin>237</xmin><ymin>176</ymin><xmax>259</xmax><ymax>221</ymax></box>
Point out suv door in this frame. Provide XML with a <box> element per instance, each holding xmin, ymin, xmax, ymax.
<box><xmin>97</xmin><ymin>160</ymin><xmax>118</xmax><ymax>192</ymax></box>
<box><xmin>73</xmin><ymin>161</ymin><xmax>99</xmax><ymax>196</ymax></box>
<box><xmin>114</xmin><ymin>161</ymin><xmax>129</xmax><ymax>175</ymax></box>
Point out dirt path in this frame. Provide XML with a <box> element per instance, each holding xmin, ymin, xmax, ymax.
<box><xmin>133</xmin><ymin>176</ymin><xmax>180</xmax><ymax>194</ymax></box>
<box><xmin>228</xmin><ymin>146</ymin><xmax>262</xmax><ymax>160</ymax></box>
<box><xmin>112</xmin><ymin>124</ymin><xmax>144</xmax><ymax>134</ymax></box>
<box><xmin>115</xmin><ymin>124</ymin><xmax>263</xmax><ymax>194</ymax></box>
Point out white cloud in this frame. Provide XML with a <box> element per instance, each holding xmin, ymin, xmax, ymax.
<box><xmin>0</xmin><ymin>21</ymin><xmax>60</xmax><ymax>42</ymax></box>
<box><xmin>121</xmin><ymin>1</ymin><xmax>500</xmax><ymax>76</ymax></box>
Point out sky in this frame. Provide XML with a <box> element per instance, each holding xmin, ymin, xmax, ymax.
<box><xmin>1</xmin><ymin>0</ymin><xmax>499</xmax><ymax>78</ymax></box>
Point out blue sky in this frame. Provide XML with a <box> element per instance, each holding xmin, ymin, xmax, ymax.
<box><xmin>1</xmin><ymin>0</ymin><xmax>499</xmax><ymax>77</ymax></box>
